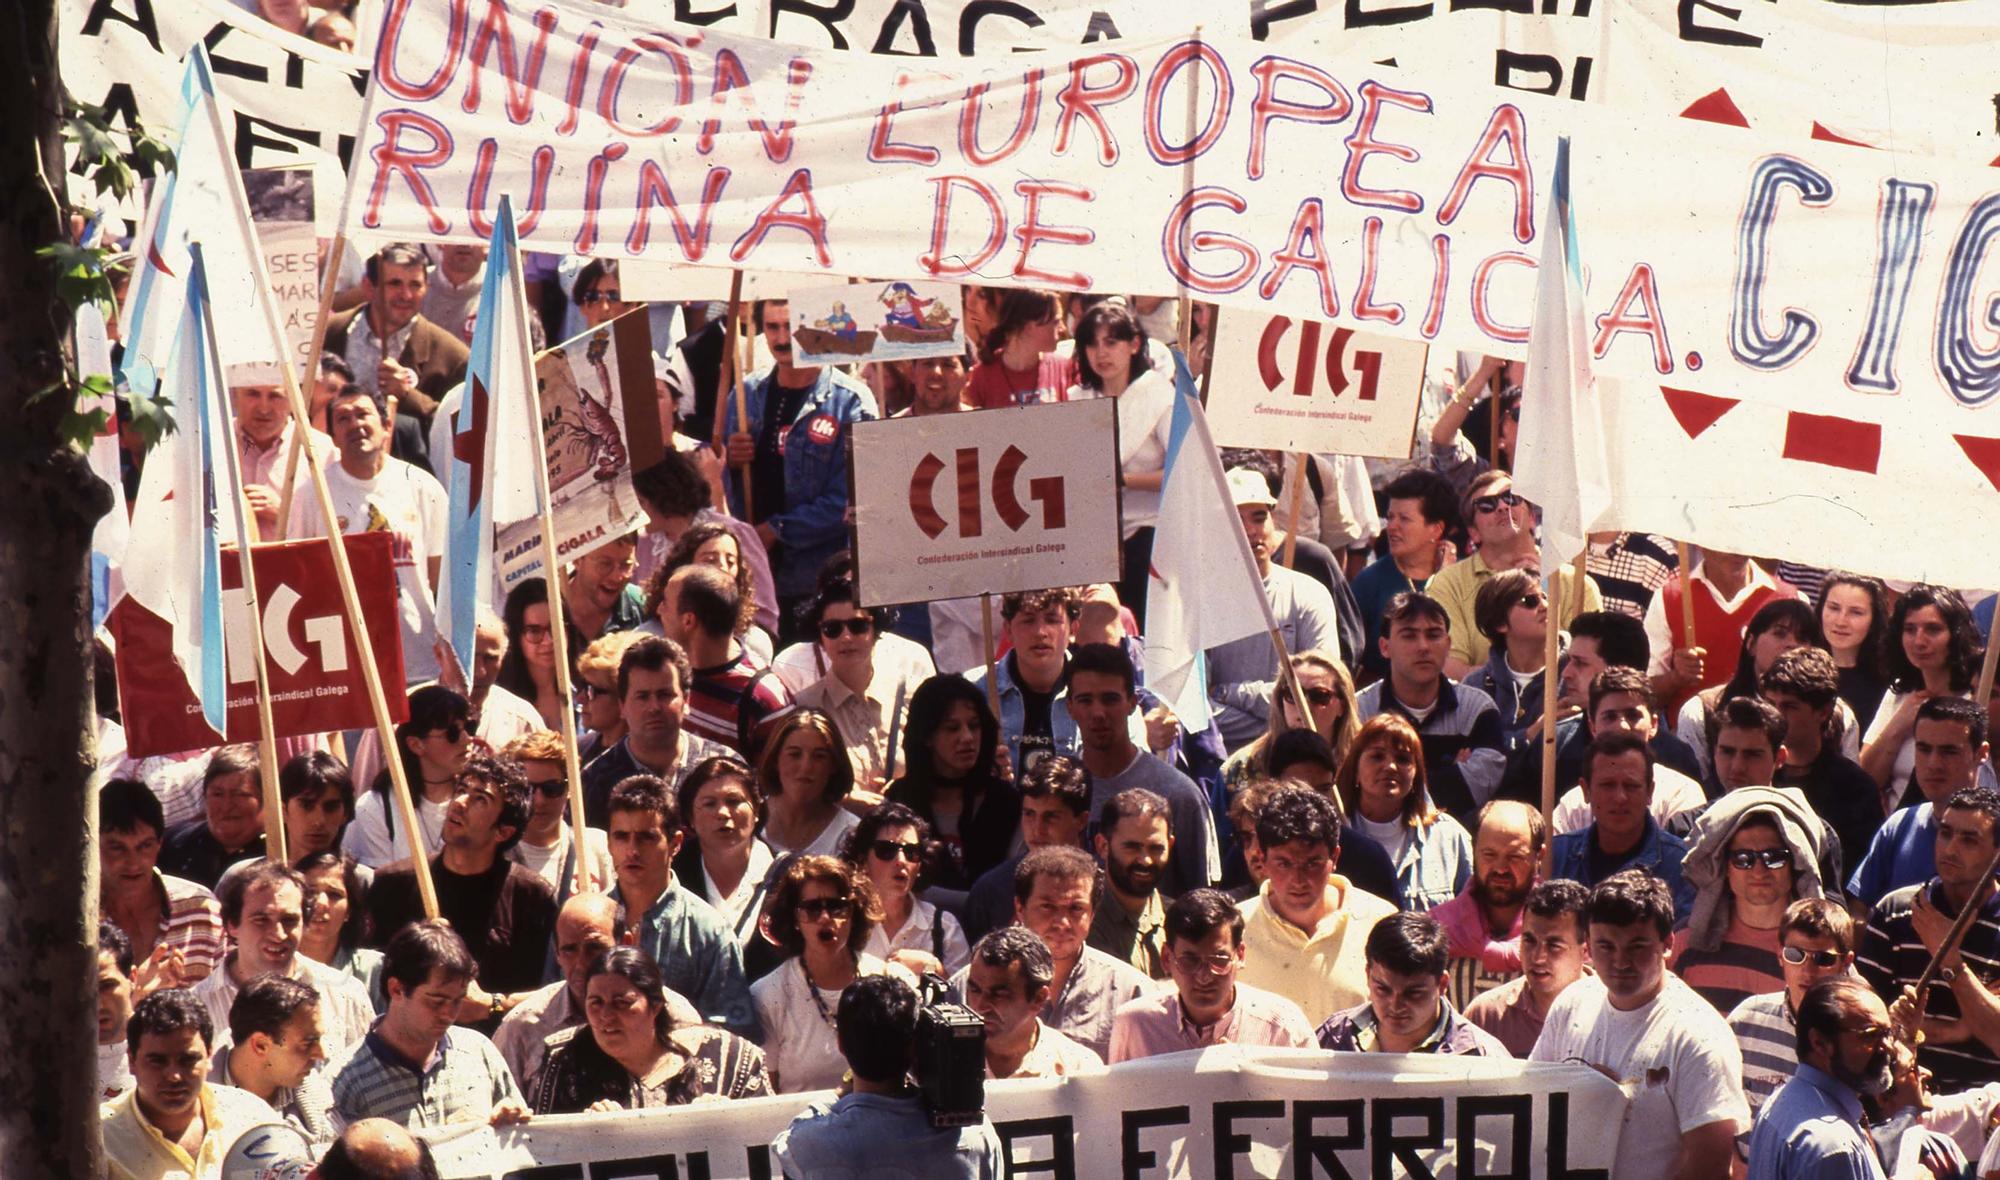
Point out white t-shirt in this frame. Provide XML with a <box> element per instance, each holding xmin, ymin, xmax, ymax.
<box><xmin>1552</xmin><ymin>764</ymin><xmax>1709</xmax><ymax>835</ymax></box>
<box><xmin>1067</xmin><ymin>369</ymin><xmax>1175</xmax><ymax>537</ymax></box>
<box><xmin>1353</xmin><ymin>813</ymin><xmax>1412</xmax><ymax>865</ymax></box>
<box><xmin>289</xmin><ymin>458</ymin><xmax>448</xmax><ymax>684</ymax></box>
<box><xmin>1530</xmin><ymin>974</ymin><xmax>1749</xmax><ymax>1180</ymax></box>
<box><xmin>508</xmin><ymin>824</ymin><xmax>618</xmax><ymax>895</ymax></box>
<box><xmin>342</xmin><ymin>789</ymin><xmax>447</xmax><ymax>869</ymax></box>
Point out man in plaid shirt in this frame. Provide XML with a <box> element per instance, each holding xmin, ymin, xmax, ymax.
<box><xmin>327</xmin><ymin>921</ymin><xmax>530</xmax><ymax>1131</ymax></box>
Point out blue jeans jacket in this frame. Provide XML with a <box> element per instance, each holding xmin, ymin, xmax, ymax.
<box><xmin>1550</xmin><ymin>817</ymin><xmax>1696</xmax><ymax>926</ymax></box>
<box><xmin>722</xmin><ymin>366</ymin><xmax>877</xmax><ymax>599</ymax></box>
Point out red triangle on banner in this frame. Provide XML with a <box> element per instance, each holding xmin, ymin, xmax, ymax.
<box><xmin>1954</xmin><ymin>434</ymin><xmax>2000</xmax><ymax>493</ymax></box>
<box><xmin>1810</xmin><ymin>122</ymin><xmax>1876</xmax><ymax>149</ymax></box>
<box><xmin>1680</xmin><ymin>89</ymin><xmax>1751</xmax><ymax>128</ymax></box>
<box><xmin>1660</xmin><ymin>387</ymin><xmax>1741</xmax><ymax>439</ymax></box>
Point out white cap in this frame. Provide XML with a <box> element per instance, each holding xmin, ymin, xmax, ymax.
<box><xmin>1225</xmin><ymin>467</ymin><xmax>1277</xmax><ymax>508</ymax></box>
<box><xmin>226</xmin><ymin>361</ymin><xmax>284</xmax><ymax>388</ymax></box>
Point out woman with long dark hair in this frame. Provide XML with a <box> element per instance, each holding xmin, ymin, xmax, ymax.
<box><xmin>1068</xmin><ymin>301</ymin><xmax>1174</xmax><ymax>628</ymax></box>
<box><xmin>295</xmin><ymin>850</ymin><xmax>382</xmax><ymax>1010</ymax></box>
<box><xmin>1817</xmin><ymin>573</ymin><xmax>1892</xmax><ymax>733</ymax></box>
<box><xmin>531</xmin><ymin>945</ymin><xmax>770</xmax><ymax>1112</ymax></box>
<box><xmin>965</xmin><ymin>288</ymin><xmax>1072</xmax><ymax>408</ymax></box>
<box><xmin>341</xmin><ymin>685</ymin><xmax>472</xmax><ymax>868</ymax></box>
<box><xmin>884</xmin><ymin>675</ymin><xmax>1021</xmax><ymax>890</ymax></box>
<box><xmin>497</xmin><ymin>579</ymin><xmax>571</xmax><ymax>731</ymax></box>
<box><xmin>672</xmin><ymin>756</ymin><xmax>775</xmax><ymax>950</ymax></box>
<box><xmin>1861</xmin><ymin>584</ymin><xmax>1984</xmax><ymax>809</ymax></box>
<box><xmin>842</xmin><ymin>802</ymin><xmax>970</xmax><ymax>977</ymax></box>
<box><xmin>1675</xmin><ymin>598</ymin><xmax>1841</xmax><ymax>781</ymax></box>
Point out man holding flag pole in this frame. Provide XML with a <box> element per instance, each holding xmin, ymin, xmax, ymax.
<box><xmin>1512</xmin><ymin>137</ymin><xmax>1615</xmax><ymax>852</ymax></box>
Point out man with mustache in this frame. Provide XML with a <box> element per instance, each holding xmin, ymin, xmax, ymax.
<box><xmin>1745</xmin><ymin>979</ymin><xmax>1897</xmax><ymax>1179</ymax></box>
<box><xmin>1088</xmin><ymin>789</ymin><xmax>1174</xmax><ymax>980</ymax></box>
<box><xmin>1431</xmin><ymin>800</ymin><xmax>1545</xmax><ymax>1007</ymax></box>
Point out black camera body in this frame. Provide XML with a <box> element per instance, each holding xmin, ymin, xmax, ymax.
<box><xmin>913</xmin><ymin>974</ymin><xmax>986</xmax><ymax>1128</ymax></box>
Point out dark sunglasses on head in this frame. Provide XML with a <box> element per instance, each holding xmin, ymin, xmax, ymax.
<box><xmin>819</xmin><ymin>618</ymin><xmax>875</xmax><ymax>640</ymax></box>
<box><xmin>528</xmin><ymin>777</ymin><xmax>568</xmax><ymax>798</ymax></box>
<box><xmin>1780</xmin><ymin>945</ymin><xmax>1842</xmax><ymax>967</ymax></box>
<box><xmin>1727</xmin><ymin>848</ymin><xmax>1792</xmax><ymax>871</ymax></box>
<box><xmin>1472</xmin><ymin>492</ymin><xmax>1524</xmax><ymax>515</ymax></box>
<box><xmin>797</xmin><ymin>897</ymin><xmax>853</xmax><ymax>920</ymax></box>
<box><xmin>577</xmin><ymin>289</ymin><xmax>623</xmax><ymax>305</ymax></box>
<box><xmin>871</xmin><ymin>839</ymin><xmax>924</xmax><ymax>862</ymax></box>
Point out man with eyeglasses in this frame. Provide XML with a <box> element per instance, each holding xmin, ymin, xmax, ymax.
<box><xmin>657</xmin><ymin>564</ymin><xmax>791</xmax><ymax>759</ymax></box>
<box><xmin>721</xmin><ymin>298</ymin><xmax>879</xmax><ymax>633</ymax></box>
<box><xmin>1745</xmin><ymin>978</ymin><xmax>1897</xmax><ymax>1179</ymax></box>
<box><xmin>563</xmin><ymin>535</ymin><xmax>647</xmax><ymax>642</ymax></box>
<box><xmin>1109</xmin><ymin>888</ymin><xmax>1313</xmax><ymax>1062</ymax></box>
<box><xmin>492</xmin><ymin>891</ymin><xmax>700</xmax><ymax>1092</ymax></box>
<box><xmin>1532</xmin><ymin>871</ymin><xmax>1748</xmax><ymax>1180</ymax></box>
<box><xmin>1728</xmin><ymin>899</ymin><xmax>1861</xmax><ymax>1159</ymax></box>
<box><xmin>1858</xmin><ymin>786</ymin><xmax>2000</xmax><ymax>1093</ymax></box>
<box><xmin>1317</xmin><ymin>912</ymin><xmax>1510</xmax><ymax>1055</ymax></box>
<box><xmin>1237</xmin><ymin>786</ymin><xmax>1396</xmax><ymax>1025</ymax></box>
<box><xmin>581</xmin><ymin>636</ymin><xmax>725</xmax><ymax>828</ymax></box>
<box><xmin>367</xmin><ymin>752</ymin><xmax>557</xmax><ymax>1028</ymax></box>
<box><xmin>500</xmin><ymin>732</ymin><xmax>617</xmax><ymax>898</ymax></box>
<box><xmin>1425</xmin><ymin>470</ymin><xmax>1602</xmax><ymax>682</ymax></box>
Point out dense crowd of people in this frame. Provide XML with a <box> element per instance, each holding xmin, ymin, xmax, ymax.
<box><xmin>89</xmin><ymin>226</ymin><xmax>2000</xmax><ymax>1180</ymax></box>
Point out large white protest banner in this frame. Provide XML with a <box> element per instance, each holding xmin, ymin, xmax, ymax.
<box><xmin>342</xmin><ymin>3</ymin><xmax>2000</xmax><ymax>586</ymax></box>
<box><xmin>852</xmin><ymin>400</ymin><xmax>1122</xmax><ymax>606</ymax></box>
<box><xmin>425</xmin><ymin>1047</ymin><xmax>1625</xmax><ymax>1178</ymax></box>
<box><xmin>1206</xmin><ymin>313</ymin><xmax>1427</xmax><ymax>459</ymax></box>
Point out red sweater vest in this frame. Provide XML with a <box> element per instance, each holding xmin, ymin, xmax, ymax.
<box><xmin>1658</xmin><ymin>574</ymin><xmax>1795</xmax><ymax>717</ymax></box>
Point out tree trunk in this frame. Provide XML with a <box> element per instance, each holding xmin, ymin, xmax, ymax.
<box><xmin>0</xmin><ymin>1</ymin><xmax>113</xmax><ymax>1175</ymax></box>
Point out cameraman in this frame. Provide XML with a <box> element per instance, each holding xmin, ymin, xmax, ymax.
<box><xmin>772</xmin><ymin>976</ymin><xmax>1005</xmax><ymax>1179</ymax></box>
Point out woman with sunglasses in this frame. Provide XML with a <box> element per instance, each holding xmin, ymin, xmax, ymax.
<box><xmin>885</xmin><ymin>675</ymin><xmax>1022</xmax><ymax>891</ymax></box>
<box><xmin>498</xmin><ymin>732</ymin><xmax>617</xmax><ymax>897</ymax></box>
<box><xmin>843</xmin><ymin>802</ymin><xmax>971</xmax><ymax>978</ymax></box>
<box><xmin>532</xmin><ymin>945</ymin><xmax>770</xmax><ymax>1113</ymax></box>
<box><xmin>966</xmin><ymin>287</ymin><xmax>1073</xmax><ymax>409</ymax></box>
<box><xmin>1219</xmin><ymin>649</ymin><xmax>1360</xmax><ymax>804</ymax></box>
<box><xmin>1674</xmin><ymin>598</ymin><xmax>1847</xmax><ymax>784</ymax></box>
<box><xmin>757</xmin><ymin>709</ymin><xmax>862</xmax><ymax>860</ymax></box>
<box><xmin>750</xmin><ymin>855</ymin><xmax>913</xmax><ymax>1092</ymax></box>
<box><xmin>1861</xmin><ymin>584</ymin><xmax>1984</xmax><ymax>810</ymax></box>
<box><xmin>1332</xmin><ymin>715</ymin><xmax>1472</xmax><ymax>911</ymax></box>
<box><xmin>1674</xmin><ymin>798</ymin><xmax>1833</xmax><ymax>1014</ymax></box>
<box><xmin>1461</xmin><ymin>569</ymin><xmax>1550</xmax><ymax>757</ymax></box>
<box><xmin>792</xmin><ymin>580</ymin><xmax>909</xmax><ymax>800</ymax></box>
<box><xmin>673</xmin><ymin>756</ymin><xmax>776</xmax><ymax>955</ymax></box>
<box><xmin>342</xmin><ymin>685</ymin><xmax>473</xmax><ymax>869</ymax></box>
<box><xmin>1816</xmin><ymin>573</ymin><xmax>1893</xmax><ymax>735</ymax></box>
<box><xmin>574</xmin><ymin>631</ymin><xmax>644</xmax><ymax>766</ymax></box>
<box><xmin>497</xmin><ymin>579</ymin><xmax>573</xmax><ymax>733</ymax></box>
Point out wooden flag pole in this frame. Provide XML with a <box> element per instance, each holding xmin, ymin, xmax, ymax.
<box><xmin>1173</xmin><ymin>29</ymin><xmax>1203</xmax><ymax>358</ymax></box>
<box><xmin>713</xmin><ymin>270</ymin><xmax>743</xmax><ymax>452</ymax></box>
<box><xmin>206</xmin><ymin>102</ymin><xmax>437</xmax><ymax>918</ymax></box>
<box><xmin>980</xmin><ymin>593</ymin><xmax>1001</xmax><ymax>720</ymax></box>
<box><xmin>734</xmin><ymin>297</ymin><xmax>756</xmax><ymax>523</ymax></box>
<box><xmin>1536</xmin><ymin>563</ymin><xmax>1567</xmax><ymax>871</ymax></box>
<box><xmin>1910</xmin><ymin>865</ymin><xmax>2000</xmax><ymax>1008</ymax></box>
<box><xmin>274</xmin><ymin>232</ymin><xmax>347</xmax><ymax>539</ymax></box>
<box><xmin>1674</xmin><ymin>540</ymin><xmax>1700</xmax><ymax>651</ymax></box>
<box><xmin>1281</xmin><ymin>455</ymin><xmax>1307</xmax><ymax>570</ymax></box>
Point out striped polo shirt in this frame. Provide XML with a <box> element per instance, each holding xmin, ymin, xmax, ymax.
<box><xmin>1858</xmin><ymin>881</ymin><xmax>2000</xmax><ymax>1091</ymax></box>
<box><xmin>1672</xmin><ymin>915</ymin><xmax>1784</xmax><ymax>1015</ymax></box>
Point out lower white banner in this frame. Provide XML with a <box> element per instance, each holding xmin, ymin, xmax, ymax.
<box><xmin>425</xmin><ymin>1047</ymin><xmax>1624</xmax><ymax>1178</ymax></box>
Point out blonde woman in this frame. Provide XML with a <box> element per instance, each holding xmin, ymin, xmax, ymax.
<box><xmin>1221</xmin><ymin>650</ymin><xmax>1361</xmax><ymax>796</ymax></box>
<box><xmin>1333</xmin><ymin>715</ymin><xmax>1472</xmax><ymax>911</ymax></box>
<box><xmin>575</xmin><ymin>630</ymin><xmax>648</xmax><ymax>765</ymax></box>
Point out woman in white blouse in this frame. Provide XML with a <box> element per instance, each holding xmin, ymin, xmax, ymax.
<box><xmin>670</xmin><ymin>755</ymin><xmax>773</xmax><ymax>947</ymax></box>
<box><xmin>1067</xmin><ymin>300</ymin><xmax>1175</xmax><ymax>628</ymax></box>
<box><xmin>749</xmin><ymin>855</ymin><xmax>912</xmax><ymax>1092</ymax></box>
<box><xmin>843</xmin><ymin>802</ymin><xmax>970</xmax><ymax>978</ymax></box>
<box><xmin>756</xmin><ymin>710</ymin><xmax>862</xmax><ymax>859</ymax></box>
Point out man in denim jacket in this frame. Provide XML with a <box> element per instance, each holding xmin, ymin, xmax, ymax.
<box><xmin>722</xmin><ymin>299</ymin><xmax>879</xmax><ymax>629</ymax></box>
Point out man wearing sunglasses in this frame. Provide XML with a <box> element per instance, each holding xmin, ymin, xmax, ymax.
<box><xmin>367</xmin><ymin>751</ymin><xmax>558</xmax><ymax>1028</ymax></box>
<box><xmin>1727</xmin><ymin>899</ymin><xmax>1860</xmax><ymax>1160</ymax></box>
<box><xmin>1676</xmin><ymin>792</ymin><xmax>1833</xmax><ymax>1015</ymax></box>
<box><xmin>1426</xmin><ymin>471</ymin><xmax>1603</xmax><ymax>682</ymax></box>
<box><xmin>1108</xmin><ymin>889</ymin><xmax>1314</xmax><ymax>1062</ymax></box>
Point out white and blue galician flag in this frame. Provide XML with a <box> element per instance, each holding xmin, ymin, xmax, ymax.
<box><xmin>436</xmin><ymin>195</ymin><xmax>543</xmax><ymax>682</ymax></box>
<box><xmin>124</xmin><ymin>246</ymin><xmax>246</xmax><ymax>736</ymax></box>
<box><xmin>119</xmin><ymin>44</ymin><xmax>285</xmax><ymax>399</ymax></box>
<box><xmin>1513</xmin><ymin>135</ymin><xmax>1613</xmax><ymax>575</ymax></box>
<box><xmin>1142</xmin><ymin>351</ymin><xmax>1275</xmax><ymax>730</ymax></box>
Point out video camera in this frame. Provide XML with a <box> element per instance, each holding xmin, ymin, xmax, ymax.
<box><xmin>912</xmin><ymin>972</ymin><xmax>986</xmax><ymax>1128</ymax></box>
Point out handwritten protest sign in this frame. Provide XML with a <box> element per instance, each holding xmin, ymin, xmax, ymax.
<box><xmin>425</xmin><ymin>1046</ymin><xmax>1625</xmax><ymax>1178</ymax></box>
<box><xmin>852</xmin><ymin>400</ymin><xmax>1121</xmax><ymax>606</ymax></box>
<box><xmin>789</xmin><ymin>278</ymin><xmax>966</xmax><ymax>367</ymax></box>
<box><xmin>243</xmin><ymin>167</ymin><xmax>320</xmax><ymax>377</ymax></box>
<box><xmin>114</xmin><ymin>534</ymin><xmax>408</xmax><ymax>757</ymax></box>
<box><xmin>1206</xmin><ymin>314</ymin><xmax>1427</xmax><ymax>458</ymax></box>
